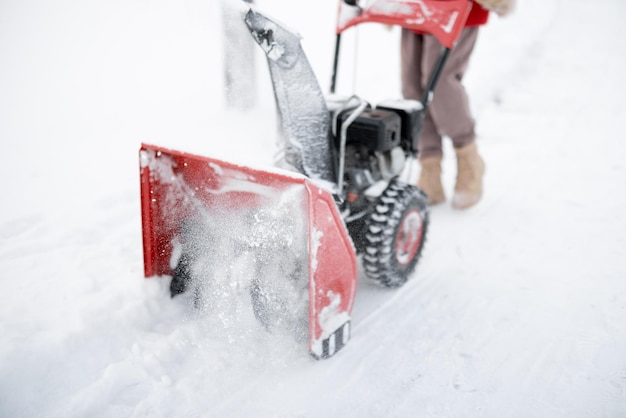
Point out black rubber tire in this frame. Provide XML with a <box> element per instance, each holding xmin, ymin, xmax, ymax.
<box><xmin>362</xmin><ymin>179</ymin><xmax>429</xmax><ymax>288</ymax></box>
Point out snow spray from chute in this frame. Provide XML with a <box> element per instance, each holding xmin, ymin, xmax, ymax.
<box><xmin>140</xmin><ymin>144</ymin><xmax>357</xmax><ymax>359</ymax></box>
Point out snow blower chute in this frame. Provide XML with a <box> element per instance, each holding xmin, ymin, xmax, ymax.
<box><xmin>140</xmin><ymin>0</ymin><xmax>472</xmax><ymax>359</ymax></box>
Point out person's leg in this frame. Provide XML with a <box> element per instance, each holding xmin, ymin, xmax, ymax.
<box><xmin>422</xmin><ymin>27</ymin><xmax>485</xmax><ymax>209</ymax></box>
<box><xmin>401</xmin><ymin>29</ymin><xmax>445</xmax><ymax>204</ymax></box>
<box><xmin>421</xmin><ymin>27</ymin><xmax>479</xmax><ymax>149</ymax></box>
<box><xmin>401</xmin><ymin>29</ymin><xmax>443</xmax><ymax>159</ymax></box>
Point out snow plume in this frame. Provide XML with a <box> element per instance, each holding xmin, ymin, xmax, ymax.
<box><xmin>147</xmin><ymin>154</ymin><xmax>312</xmax><ymax>357</ymax></box>
<box><xmin>182</xmin><ymin>193</ymin><xmax>309</xmax><ymax>338</ymax></box>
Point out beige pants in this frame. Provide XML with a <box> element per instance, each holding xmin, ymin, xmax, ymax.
<box><xmin>401</xmin><ymin>27</ymin><xmax>480</xmax><ymax>159</ymax></box>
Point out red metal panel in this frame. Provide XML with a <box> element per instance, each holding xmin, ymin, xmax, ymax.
<box><xmin>336</xmin><ymin>0</ymin><xmax>472</xmax><ymax>48</ymax></box>
<box><xmin>140</xmin><ymin>143</ymin><xmax>308</xmax><ymax>277</ymax></box>
<box><xmin>305</xmin><ymin>181</ymin><xmax>358</xmax><ymax>357</ymax></box>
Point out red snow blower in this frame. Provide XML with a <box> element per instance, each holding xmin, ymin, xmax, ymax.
<box><xmin>140</xmin><ymin>0</ymin><xmax>472</xmax><ymax>359</ymax></box>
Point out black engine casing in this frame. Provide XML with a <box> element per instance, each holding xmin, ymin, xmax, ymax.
<box><xmin>376</xmin><ymin>99</ymin><xmax>424</xmax><ymax>154</ymax></box>
<box><xmin>336</xmin><ymin>108</ymin><xmax>402</xmax><ymax>152</ymax></box>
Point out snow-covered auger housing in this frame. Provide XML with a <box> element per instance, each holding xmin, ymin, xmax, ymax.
<box><xmin>140</xmin><ymin>145</ymin><xmax>356</xmax><ymax>359</ymax></box>
<box><xmin>139</xmin><ymin>0</ymin><xmax>472</xmax><ymax>359</ymax></box>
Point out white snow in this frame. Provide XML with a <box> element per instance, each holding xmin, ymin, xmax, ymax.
<box><xmin>1</xmin><ymin>0</ymin><xmax>626</xmax><ymax>417</ymax></box>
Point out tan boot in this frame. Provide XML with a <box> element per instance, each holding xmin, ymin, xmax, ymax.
<box><xmin>417</xmin><ymin>156</ymin><xmax>445</xmax><ymax>205</ymax></box>
<box><xmin>452</xmin><ymin>142</ymin><xmax>485</xmax><ymax>210</ymax></box>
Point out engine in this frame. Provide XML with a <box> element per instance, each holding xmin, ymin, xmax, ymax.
<box><xmin>328</xmin><ymin>97</ymin><xmax>424</xmax><ymax>186</ymax></box>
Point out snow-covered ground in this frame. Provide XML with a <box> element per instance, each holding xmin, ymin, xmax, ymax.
<box><xmin>1</xmin><ymin>0</ymin><xmax>626</xmax><ymax>416</ymax></box>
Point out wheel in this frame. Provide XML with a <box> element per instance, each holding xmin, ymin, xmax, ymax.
<box><xmin>362</xmin><ymin>179</ymin><xmax>429</xmax><ymax>287</ymax></box>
